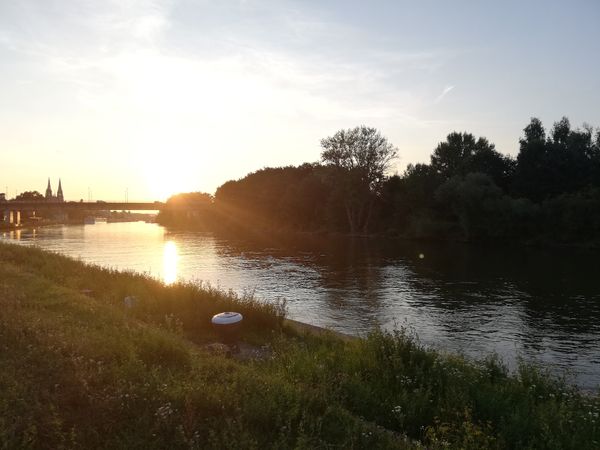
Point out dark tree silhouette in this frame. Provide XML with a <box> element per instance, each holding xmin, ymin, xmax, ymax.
<box><xmin>213</xmin><ymin>165</ymin><xmax>336</xmax><ymax>231</ymax></box>
<box><xmin>431</xmin><ymin>132</ymin><xmax>514</xmax><ymax>188</ymax></box>
<box><xmin>514</xmin><ymin>118</ymin><xmax>548</xmax><ymax>201</ymax></box>
<box><xmin>15</xmin><ymin>191</ymin><xmax>44</xmax><ymax>201</ymax></box>
<box><xmin>156</xmin><ymin>192</ymin><xmax>214</xmax><ymax>228</ymax></box>
<box><xmin>515</xmin><ymin>117</ymin><xmax>600</xmax><ymax>201</ymax></box>
<box><xmin>320</xmin><ymin>126</ymin><xmax>398</xmax><ymax>233</ymax></box>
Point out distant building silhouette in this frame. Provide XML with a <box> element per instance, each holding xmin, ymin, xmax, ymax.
<box><xmin>45</xmin><ymin>178</ymin><xmax>52</xmax><ymax>199</ymax></box>
<box><xmin>57</xmin><ymin>179</ymin><xmax>63</xmax><ymax>202</ymax></box>
<box><xmin>45</xmin><ymin>178</ymin><xmax>65</xmax><ymax>202</ymax></box>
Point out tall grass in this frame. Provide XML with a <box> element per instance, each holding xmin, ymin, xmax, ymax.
<box><xmin>267</xmin><ymin>330</ymin><xmax>600</xmax><ymax>449</ymax></box>
<box><xmin>0</xmin><ymin>242</ymin><xmax>285</xmax><ymax>342</ymax></box>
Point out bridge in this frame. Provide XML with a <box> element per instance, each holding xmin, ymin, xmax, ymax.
<box><xmin>1</xmin><ymin>201</ymin><xmax>167</xmax><ymax>226</ymax></box>
<box><xmin>7</xmin><ymin>201</ymin><xmax>165</xmax><ymax>211</ymax></box>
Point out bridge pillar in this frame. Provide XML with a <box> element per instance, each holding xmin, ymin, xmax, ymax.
<box><xmin>8</xmin><ymin>210</ymin><xmax>14</xmax><ymax>224</ymax></box>
<box><xmin>15</xmin><ymin>210</ymin><xmax>21</xmax><ymax>226</ymax></box>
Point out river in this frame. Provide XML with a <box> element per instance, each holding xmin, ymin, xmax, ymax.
<box><xmin>2</xmin><ymin>222</ymin><xmax>599</xmax><ymax>389</ymax></box>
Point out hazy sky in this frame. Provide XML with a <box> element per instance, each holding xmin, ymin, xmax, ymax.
<box><xmin>1</xmin><ymin>0</ymin><xmax>599</xmax><ymax>201</ymax></box>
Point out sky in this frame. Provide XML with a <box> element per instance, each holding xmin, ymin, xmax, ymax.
<box><xmin>1</xmin><ymin>0</ymin><xmax>599</xmax><ymax>201</ymax></box>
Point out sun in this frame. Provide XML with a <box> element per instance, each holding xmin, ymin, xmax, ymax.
<box><xmin>142</xmin><ymin>158</ymin><xmax>189</xmax><ymax>201</ymax></box>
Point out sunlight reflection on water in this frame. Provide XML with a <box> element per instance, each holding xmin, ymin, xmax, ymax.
<box><xmin>163</xmin><ymin>241</ymin><xmax>178</xmax><ymax>285</ymax></box>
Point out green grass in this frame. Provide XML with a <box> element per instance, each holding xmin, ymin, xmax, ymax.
<box><xmin>0</xmin><ymin>242</ymin><xmax>598</xmax><ymax>449</ymax></box>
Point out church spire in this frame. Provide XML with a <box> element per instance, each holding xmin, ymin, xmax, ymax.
<box><xmin>57</xmin><ymin>178</ymin><xmax>64</xmax><ymax>202</ymax></box>
<box><xmin>45</xmin><ymin>178</ymin><xmax>53</xmax><ymax>200</ymax></box>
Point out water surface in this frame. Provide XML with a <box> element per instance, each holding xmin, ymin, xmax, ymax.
<box><xmin>3</xmin><ymin>222</ymin><xmax>599</xmax><ymax>389</ymax></box>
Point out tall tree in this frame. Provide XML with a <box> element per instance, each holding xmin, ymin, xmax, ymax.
<box><xmin>515</xmin><ymin>117</ymin><xmax>599</xmax><ymax>200</ymax></box>
<box><xmin>431</xmin><ymin>132</ymin><xmax>513</xmax><ymax>188</ymax></box>
<box><xmin>431</xmin><ymin>132</ymin><xmax>479</xmax><ymax>179</ymax></box>
<box><xmin>514</xmin><ymin>118</ymin><xmax>548</xmax><ymax>201</ymax></box>
<box><xmin>320</xmin><ymin>126</ymin><xmax>398</xmax><ymax>233</ymax></box>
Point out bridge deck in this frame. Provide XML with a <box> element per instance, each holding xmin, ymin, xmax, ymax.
<box><xmin>4</xmin><ymin>202</ymin><xmax>165</xmax><ymax>211</ymax></box>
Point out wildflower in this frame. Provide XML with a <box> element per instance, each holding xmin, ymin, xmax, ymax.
<box><xmin>155</xmin><ymin>402</ymin><xmax>174</xmax><ymax>421</ymax></box>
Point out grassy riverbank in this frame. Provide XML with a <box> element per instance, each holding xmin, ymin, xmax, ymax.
<box><xmin>1</xmin><ymin>243</ymin><xmax>599</xmax><ymax>449</ymax></box>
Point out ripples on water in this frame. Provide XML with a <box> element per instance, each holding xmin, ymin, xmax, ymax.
<box><xmin>2</xmin><ymin>222</ymin><xmax>599</xmax><ymax>389</ymax></box>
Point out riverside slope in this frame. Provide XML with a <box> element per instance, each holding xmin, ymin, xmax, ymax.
<box><xmin>0</xmin><ymin>242</ymin><xmax>598</xmax><ymax>449</ymax></box>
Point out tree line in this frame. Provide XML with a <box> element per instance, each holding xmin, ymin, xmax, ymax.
<box><xmin>157</xmin><ymin>117</ymin><xmax>600</xmax><ymax>246</ymax></box>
